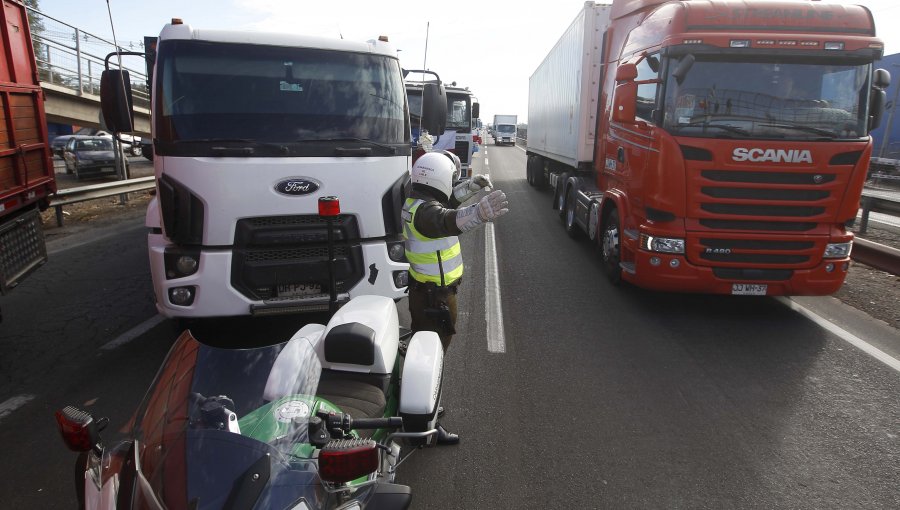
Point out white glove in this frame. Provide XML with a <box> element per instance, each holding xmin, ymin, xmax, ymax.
<box><xmin>455</xmin><ymin>189</ymin><xmax>509</xmax><ymax>232</ymax></box>
<box><xmin>452</xmin><ymin>174</ymin><xmax>494</xmax><ymax>202</ymax></box>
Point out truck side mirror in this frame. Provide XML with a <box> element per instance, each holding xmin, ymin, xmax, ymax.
<box><xmin>873</xmin><ymin>68</ymin><xmax>890</xmax><ymax>90</ymax></box>
<box><xmin>672</xmin><ymin>54</ymin><xmax>695</xmax><ymax>85</ymax></box>
<box><xmin>869</xmin><ymin>88</ymin><xmax>886</xmax><ymax>131</ymax></box>
<box><xmin>612</xmin><ymin>82</ymin><xmax>637</xmax><ymax>124</ymax></box>
<box><xmin>100</xmin><ymin>70</ymin><xmax>135</xmax><ymax>133</ymax></box>
<box><xmin>421</xmin><ymin>83</ymin><xmax>447</xmax><ymax>136</ymax></box>
<box><xmin>615</xmin><ymin>63</ymin><xmax>638</xmax><ymax>82</ymax></box>
<box><xmin>472</xmin><ymin>102</ymin><xmax>480</xmax><ymax>119</ymax></box>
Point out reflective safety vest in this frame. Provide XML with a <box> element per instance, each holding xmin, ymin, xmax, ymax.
<box><xmin>402</xmin><ymin>198</ymin><xmax>463</xmax><ymax>286</ymax></box>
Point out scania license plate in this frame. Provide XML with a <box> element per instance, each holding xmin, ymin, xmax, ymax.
<box><xmin>276</xmin><ymin>283</ymin><xmax>321</xmax><ymax>298</ymax></box>
<box><xmin>732</xmin><ymin>283</ymin><xmax>767</xmax><ymax>296</ymax></box>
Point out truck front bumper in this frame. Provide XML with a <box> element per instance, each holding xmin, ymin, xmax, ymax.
<box><xmin>148</xmin><ymin>233</ymin><xmax>409</xmax><ymax>318</ymax></box>
<box><xmin>624</xmin><ymin>249</ymin><xmax>851</xmax><ymax>296</ymax></box>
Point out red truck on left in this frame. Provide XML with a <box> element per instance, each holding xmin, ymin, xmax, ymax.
<box><xmin>0</xmin><ymin>0</ymin><xmax>56</xmax><ymax>317</ymax></box>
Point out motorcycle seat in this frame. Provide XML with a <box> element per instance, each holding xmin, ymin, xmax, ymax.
<box><xmin>317</xmin><ymin>374</ymin><xmax>387</xmax><ymax>438</ymax></box>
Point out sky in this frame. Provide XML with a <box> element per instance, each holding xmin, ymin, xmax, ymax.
<box><xmin>35</xmin><ymin>0</ymin><xmax>900</xmax><ymax>124</ymax></box>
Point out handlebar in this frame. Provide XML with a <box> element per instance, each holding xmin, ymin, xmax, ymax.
<box><xmin>351</xmin><ymin>417</ymin><xmax>403</xmax><ymax>430</ymax></box>
<box><xmin>321</xmin><ymin>411</ymin><xmax>403</xmax><ymax>433</ymax></box>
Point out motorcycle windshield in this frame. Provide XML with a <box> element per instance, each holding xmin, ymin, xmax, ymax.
<box><xmin>130</xmin><ymin>331</ymin><xmax>342</xmax><ymax>509</ymax></box>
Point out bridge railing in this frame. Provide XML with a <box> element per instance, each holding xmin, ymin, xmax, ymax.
<box><xmin>25</xmin><ymin>6</ymin><xmax>150</xmax><ymax>110</ymax></box>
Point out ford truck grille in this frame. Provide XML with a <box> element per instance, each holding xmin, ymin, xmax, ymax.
<box><xmin>230</xmin><ymin>214</ymin><xmax>363</xmax><ymax>301</ymax></box>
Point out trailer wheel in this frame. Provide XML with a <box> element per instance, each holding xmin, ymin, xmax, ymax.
<box><xmin>533</xmin><ymin>160</ymin><xmax>546</xmax><ymax>188</ymax></box>
<box><xmin>601</xmin><ymin>208</ymin><xmax>622</xmax><ymax>285</ymax></box>
<box><xmin>564</xmin><ymin>186</ymin><xmax>581</xmax><ymax>239</ymax></box>
<box><xmin>554</xmin><ymin>174</ymin><xmax>568</xmax><ymax>218</ymax></box>
<box><xmin>526</xmin><ymin>156</ymin><xmax>540</xmax><ymax>187</ymax></box>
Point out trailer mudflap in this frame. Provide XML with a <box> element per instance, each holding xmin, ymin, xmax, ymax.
<box><xmin>0</xmin><ymin>207</ymin><xmax>48</xmax><ymax>294</ymax></box>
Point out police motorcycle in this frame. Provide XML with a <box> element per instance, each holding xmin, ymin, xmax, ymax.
<box><xmin>54</xmin><ymin>199</ymin><xmax>446</xmax><ymax>510</ymax></box>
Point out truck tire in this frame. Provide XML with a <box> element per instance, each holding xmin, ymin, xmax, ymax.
<box><xmin>533</xmin><ymin>160</ymin><xmax>546</xmax><ymax>188</ymax></box>
<box><xmin>565</xmin><ymin>186</ymin><xmax>582</xmax><ymax>239</ymax></box>
<box><xmin>601</xmin><ymin>208</ymin><xmax>622</xmax><ymax>285</ymax></box>
<box><xmin>554</xmin><ymin>173</ymin><xmax>569</xmax><ymax>218</ymax></box>
<box><xmin>526</xmin><ymin>156</ymin><xmax>539</xmax><ymax>187</ymax></box>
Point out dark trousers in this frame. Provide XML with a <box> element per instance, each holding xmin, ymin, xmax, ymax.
<box><xmin>408</xmin><ymin>282</ymin><xmax>458</xmax><ymax>351</ymax></box>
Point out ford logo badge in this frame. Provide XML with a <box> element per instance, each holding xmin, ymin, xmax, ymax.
<box><xmin>275</xmin><ymin>178</ymin><xmax>320</xmax><ymax>196</ymax></box>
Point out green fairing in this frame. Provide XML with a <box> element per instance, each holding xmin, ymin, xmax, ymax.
<box><xmin>237</xmin><ymin>396</ymin><xmax>344</xmax><ymax>459</ymax></box>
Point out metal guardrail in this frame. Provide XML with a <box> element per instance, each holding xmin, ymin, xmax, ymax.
<box><xmin>51</xmin><ymin>176</ymin><xmax>155</xmax><ymax>227</ymax></box>
<box><xmin>858</xmin><ymin>190</ymin><xmax>900</xmax><ymax>235</ymax></box>
<box><xmin>852</xmin><ymin>238</ymin><xmax>900</xmax><ymax>276</ymax></box>
<box><xmin>25</xmin><ymin>6</ymin><xmax>150</xmax><ymax>109</ymax></box>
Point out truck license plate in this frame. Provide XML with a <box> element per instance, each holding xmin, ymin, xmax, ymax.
<box><xmin>276</xmin><ymin>283</ymin><xmax>321</xmax><ymax>298</ymax></box>
<box><xmin>732</xmin><ymin>283</ymin><xmax>767</xmax><ymax>296</ymax></box>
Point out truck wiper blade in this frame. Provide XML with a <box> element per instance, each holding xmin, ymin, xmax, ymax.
<box><xmin>759</xmin><ymin>123</ymin><xmax>836</xmax><ymax>138</ymax></box>
<box><xmin>679</xmin><ymin>122</ymin><xmax>750</xmax><ymax>136</ymax></box>
<box><xmin>295</xmin><ymin>137</ymin><xmax>398</xmax><ymax>154</ymax></box>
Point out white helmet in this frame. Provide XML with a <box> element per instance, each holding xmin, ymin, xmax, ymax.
<box><xmin>411</xmin><ymin>151</ymin><xmax>459</xmax><ymax>200</ymax></box>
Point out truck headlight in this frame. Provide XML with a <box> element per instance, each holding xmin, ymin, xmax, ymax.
<box><xmin>387</xmin><ymin>241</ymin><xmax>406</xmax><ymax>262</ymax></box>
<box><xmin>823</xmin><ymin>242</ymin><xmax>852</xmax><ymax>259</ymax></box>
<box><xmin>640</xmin><ymin>234</ymin><xmax>685</xmax><ymax>254</ymax></box>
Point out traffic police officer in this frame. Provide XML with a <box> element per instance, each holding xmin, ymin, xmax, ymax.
<box><xmin>402</xmin><ymin>151</ymin><xmax>509</xmax><ymax>444</ymax></box>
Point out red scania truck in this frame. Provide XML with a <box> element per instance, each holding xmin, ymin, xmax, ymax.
<box><xmin>1</xmin><ymin>0</ymin><xmax>56</xmax><ymax>311</ymax></box>
<box><xmin>526</xmin><ymin>0</ymin><xmax>890</xmax><ymax>295</ymax></box>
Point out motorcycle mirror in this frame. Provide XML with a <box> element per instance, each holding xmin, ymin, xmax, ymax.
<box><xmin>55</xmin><ymin>406</ymin><xmax>101</xmax><ymax>452</ymax></box>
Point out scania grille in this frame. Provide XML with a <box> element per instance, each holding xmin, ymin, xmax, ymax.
<box><xmin>686</xmin><ymin>160</ymin><xmax>845</xmax><ymax>270</ymax></box>
<box><xmin>689</xmin><ymin>236</ymin><xmax>822</xmax><ymax>268</ymax></box>
<box><xmin>230</xmin><ymin>215</ymin><xmax>364</xmax><ymax>301</ymax></box>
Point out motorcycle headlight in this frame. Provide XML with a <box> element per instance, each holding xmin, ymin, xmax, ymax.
<box><xmin>823</xmin><ymin>242</ymin><xmax>852</xmax><ymax>259</ymax></box>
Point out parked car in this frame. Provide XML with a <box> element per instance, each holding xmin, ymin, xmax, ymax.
<box><xmin>72</xmin><ymin>127</ymin><xmax>143</xmax><ymax>156</ymax></box>
<box><xmin>51</xmin><ymin>134</ymin><xmax>77</xmax><ymax>157</ymax></box>
<box><xmin>62</xmin><ymin>135</ymin><xmax>126</xmax><ymax>180</ymax></box>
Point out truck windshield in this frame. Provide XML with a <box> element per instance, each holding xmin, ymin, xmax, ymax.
<box><xmin>154</xmin><ymin>40</ymin><xmax>408</xmax><ymax>155</ymax></box>
<box><xmin>408</xmin><ymin>91</ymin><xmax>471</xmax><ymax>131</ymax></box>
<box><xmin>662</xmin><ymin>57</ymin><xmax>870</xmax><ymax>141</ymax></box>
<box><xmin>496</xmin><ymin>125</ymin><xmax>516</xmax><ymax>134</ymax></box>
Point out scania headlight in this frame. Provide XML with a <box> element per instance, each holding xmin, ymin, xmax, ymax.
<box><xmin>824</xmin><ymin>241</ymin><xmax>852</xmax><ymax>259</ymax></box>
<box><xmin>640</xmin><ymin>234</ymin><xmax>685</xmax><ymax>254</ymax></box>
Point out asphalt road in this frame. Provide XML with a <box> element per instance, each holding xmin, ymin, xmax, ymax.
<box><xmin>0</xmin><ymin>145</ymin><xmax>898</xmax><ymax>508</ymax></box>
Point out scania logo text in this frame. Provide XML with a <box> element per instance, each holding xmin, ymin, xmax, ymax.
<box><xmin>732</xmin><ymin>148</ymin><xmax>813</xmax><ymax>164</ymax></box>
<box><xmin>275</xmin><ymin>178</ymin><xmax>320</xmax><ymax>196</ymax></box>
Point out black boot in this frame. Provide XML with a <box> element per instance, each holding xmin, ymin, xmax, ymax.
<box><xmin>436</xmin><ymin>424</ymin><xmax>459</xmax><ymax>445</ymax></box>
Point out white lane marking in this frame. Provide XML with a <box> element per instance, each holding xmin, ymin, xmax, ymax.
<box><xmin>0</xmin><ymin>394</ymin><xmax>36</xmax><ymax>423</ymax></box>
<box><xmin>101</xmin><ymin>314</ymin><xmax>166</xmax><ymax>351</ymax></box>
<box><xmin>777</xmin><ymin>297</ymin><xmax>900</xmax><ymax>373</ymax></box>
<box><xmin>485</xmin><ymin>222</ymin><xmax>506</xmax><ymax>353</ymax></box>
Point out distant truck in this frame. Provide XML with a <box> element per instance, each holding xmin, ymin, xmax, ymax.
<box><xmin>493</xmin><ymin>114</ymin><xmax>517</xmax><ymax>145</ymax></box>
<box><xmin>526</xmin><ymin>0</ymin><xmax>890</xmax><ymax>296</ymax></box>
<box><xmin>407</xmin><ymin>71</ymin><xmax>480</xmax><ymax>177</ymax></box>
<box><xmin>0</xmin><ymin>0</ymin><xmax>56</xmax><ymax>314</ymax></box>
<box><xmin>101</xmin><ymin>20</ymin><xmax>446</xmax><ymax>319</ymax></box>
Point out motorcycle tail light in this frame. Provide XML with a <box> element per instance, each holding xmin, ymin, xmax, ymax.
<box><xmin>318</xmin><ymin>439</ymin><xmax>378</xmax><ymax>483</ymax></box>
<box><xmin>55</xmin><ymin>406</ymin><xmax>98</xmax><ymax>452</ymax></box>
